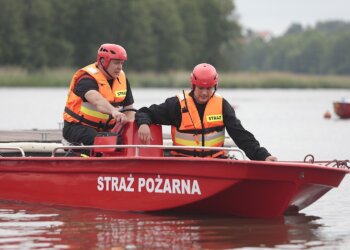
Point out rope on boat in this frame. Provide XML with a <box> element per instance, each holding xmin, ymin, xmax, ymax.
<box><xmin>325</xmin><ymin>159</ymin><xmax>350</xmax><ymax>169</ymax></box>
<box><xmin>304</xmin><ymin>154</ymin><xmax>350</xmax><ymax>169</ymax></box>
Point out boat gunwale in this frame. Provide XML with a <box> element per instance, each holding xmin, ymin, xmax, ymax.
<box><xmin>0</xmin><ymin>154</ymin><xmax>349</xmax><ymax>174</ymax></box>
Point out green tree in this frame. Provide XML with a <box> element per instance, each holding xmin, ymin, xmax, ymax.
<box><xmin>328</xmin><ymin>33</ymin><xmax>350</xmax><ymax>74</ymax></box>
<box><xmin>148</xmin><ymin>0</ymin><xmax>187</xmax><ymax>71</ymax></box>
<box><xmin>240</xmin><ymin>20</ymin><xmax>350</xmax><ymax>75</ymax></box>
<box><xmin>315</xmin><ymin>20</ymin><xmax>350</xmax><ymax>34</ymax></box>
<box><xmin>0</xmin><ymin>0</ymin><xmax>27</xmax><ymax>66</ymax></box>
<box><xmin>198</xmin><ymin>0</ymin><xmax>238</xmax><ymax>68</ymax></box>
<box><xmin>284</xmin><ymin>23</ymin><xmax>304</xmax><ymax>36</ymax></box>
<box><xmin>298</xmin><ymin>32</ymin><xmax>325</xmax><ymax>74</ymax></box>
<box><xmin>45</xmin><ymin>0</ymin><xmax>75</xmax><ymax>67</ymax></box>
<box><xmin>0</xmin><ymin>0</ymin><xmax>242</xmax><ymax>72</ymax></box>
<box><xmin>112</xmin><ymin>1</ymin><xmax>156</xmax><ymax>71</ymax></box>
<box><xmin>176</xmin><ymin>0</ymin><xmax>206</xmax><ymax>69</ymax></box>
<box><xmin>66</xmin><ymin>0</ymin><xmax>120</xmax><ymax>67</ymax></box>
<box><xmin>239</xmin><ymin>38</ymin><xmax>268</xmax><ymax>71</ymax></box>
<box><xmin>20</xmin><ymin>0</ymin><xmax>54</xmax><ymax>69</ymax></box>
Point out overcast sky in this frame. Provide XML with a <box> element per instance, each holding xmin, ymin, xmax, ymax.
<box><xmin>235</xmin><ymin>0</ymin><xmax>350</xmax><ymax>36</ymax></box>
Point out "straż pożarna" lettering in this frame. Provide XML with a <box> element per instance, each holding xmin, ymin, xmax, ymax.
<box><xmin>97</xmin><ymin>174</ymin><xmax>201</xmax><ymax>195</ymax></box>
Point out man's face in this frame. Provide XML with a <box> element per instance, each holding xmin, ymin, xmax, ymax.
<box><xmin>193</xmin><ymin>86</ymin><xmax>215</xmax><ymax>104</ymax></box>
<box><xmin>106</xmin><ymin>59</ymin><xmax>124</xmax><ymax>79</ymax></box>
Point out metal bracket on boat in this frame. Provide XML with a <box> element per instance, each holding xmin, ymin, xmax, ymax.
<box><xmin>0</xmin><ymin>147</ymin><xmax>26</xmax><ymax>157</ymax></box>
<box><xmin>51</xmin><ymin>144</ymin><xmax>246</xmax><ymax>159</ymax></box>
<box><xmin>303</xmin><ymin>154</ymin><xmax>315</xmax><ymax>163</ymax></box>
<box><xmin>226</xmin><ymin>148</ymin><xmax>246</xmax><ymax>160</ymax></box>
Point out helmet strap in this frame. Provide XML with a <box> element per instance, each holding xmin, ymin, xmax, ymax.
<box><xmin>210</xmin><ymin>87</ymin><xmax>216</xmax><ymax>99</ymax></box>
<box><xmin>99</xmin><ymin>58</ymin><xmax>114</xmax><ymax>79</ymax></box>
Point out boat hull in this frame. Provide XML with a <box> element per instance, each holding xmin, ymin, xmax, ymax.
<box><xmin>333</xmin><ymin>102</ymin><xmax>350</xmax><ymax>118</ymax></box>
<box><xmin>0</xmin><ymin>157</ymin><xmax>348</xmax><ymax>218</ymax></box>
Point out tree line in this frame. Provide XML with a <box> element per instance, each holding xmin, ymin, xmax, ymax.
<box><xmin>0</xmin><ymin>0</ymin><xmax>240</xmax><ymax>71</ymax></box>
<box><xmin>2</xmin><ymin>0</ymin><xmax>349</xmax><ymax>76</ymax></box>
<box><xmin>240</xmin><ymin>21</ymin><xmax>350</xmax><ymax>75</ymax></box>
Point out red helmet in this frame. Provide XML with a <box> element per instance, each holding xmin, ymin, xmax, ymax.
<box><xmin>190</xmin><ymin>63</ymin><xmax>218</xmax><ymax>88</ymax></box>
<box><xmin>97</xmin><ymin>43</ymin><xmax>127</xmax><ymax>68</ymax></box>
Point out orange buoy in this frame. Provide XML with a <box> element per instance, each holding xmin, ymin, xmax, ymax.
<box><xmin>324</xmin><ymin>110</ymin><xmax>331</xmax><ymax>119</ymax></box>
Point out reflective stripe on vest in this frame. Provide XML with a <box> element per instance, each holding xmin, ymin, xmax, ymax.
<box><xmin>172</xmin><ymin>129</ymin><xmax>225</xmax><ymax>147</ymax></box>
<box><xmin>171</xmin><ymin>92</ymin><xmax>225</xmax><ymax>158</ymax></box>
<box><xmin>80</xmin><ymin>102</ymin><xmax>109</xmax><ymax>120</ymax></box>
<box><xmin>63</xmin><ymin>63</ymin><xmax>127</xmax><ymax>130</ymax></box>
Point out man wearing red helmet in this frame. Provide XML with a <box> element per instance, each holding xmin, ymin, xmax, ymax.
<box><xmin>63</xmin><ymin>43</ymin><xmax>135</xmax><ymax>145</ymax></box>
<box><xmin>136</xmin><ymin>63</ymin><xmax>277</xmax><ymax>161</ymax></box>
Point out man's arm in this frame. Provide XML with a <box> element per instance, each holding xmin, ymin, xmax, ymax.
<box><xmin>223</xmin><ymin>98</ymin><xmax>275</xmax><ymax>161</ymax></box>
<box><xmin>85</xmin><ymin>90</ymin><xmax>126</xmax><ymax>123</ymax></box>
<box><xmin>136</xmin><ymin>96</ymin><xmax>181</xmax><ymax>127</ymax></box>
<box><xmin>122</xmin><ymin>104</ymin><xmax>135</xmax><ymax>122</ymax></box>
<box><xmin>136</xmin><ymin>96</ymin><xmax>181</xmax><ymax>144</ymax></box>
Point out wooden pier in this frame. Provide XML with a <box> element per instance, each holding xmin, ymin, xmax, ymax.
<box><xmin>0</xmin><ymin>129</ymin><xmax>62</xmax><ymax>142</ymax></box>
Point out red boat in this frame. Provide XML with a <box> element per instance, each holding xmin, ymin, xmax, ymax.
<box><xmin>333</xmin><ymin>99</ymin><xmax>350</xmax><ymax>118</ymax></box>
<box><xmin>0</xmin><ymin>123</ymin><xmax>349</xmax><ymax>218</ymax></box>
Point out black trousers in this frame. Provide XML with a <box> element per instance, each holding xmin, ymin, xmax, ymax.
<box><xmin>63</xmin><ymin>122</ymin><xmax>98</xmax><ymax>145</ymax></box>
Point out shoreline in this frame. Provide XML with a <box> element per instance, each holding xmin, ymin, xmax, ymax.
<box><xmin>1</xmin><ymin>68</ymin><xmax>350</xmax><ymax>88</ymax></box>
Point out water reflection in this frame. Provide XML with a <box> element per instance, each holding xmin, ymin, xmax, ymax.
<box><xmin>0</xmin><ymin>201</ymin><xmax>326</xmax><ymax>249</ymax></box>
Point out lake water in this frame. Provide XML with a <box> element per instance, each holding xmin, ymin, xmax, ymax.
<box><xmin>0</xmin><ymin>87</ymin><xmax>350</xmax><ymax>249</ymax></box>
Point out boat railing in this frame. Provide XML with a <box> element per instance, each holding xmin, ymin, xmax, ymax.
<box><xmin>51</xmin><ymin>144</ymin><xmax>246</xmax><ymax>159</ymax></box>
<box><xmin>0</xmin><ymin>147</ymin><xmax>25</xmax><ymax>157</ymax></box>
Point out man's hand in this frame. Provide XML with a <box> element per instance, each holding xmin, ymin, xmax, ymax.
<box><xmin>265</xmin><ymin>155</ymin><xmax>278</xmax><ymax>161</ymax></box>
<box><xmin>138</xmin><ymin>124</ymin><xmax>153</xmax><ymax>144</ymax></box>
<box><xmin>111</xmin><ymin>109</ymin><xmax>127</xmax><ymax>124</ymax></box>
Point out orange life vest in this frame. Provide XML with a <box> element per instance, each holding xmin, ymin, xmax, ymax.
<box><xmin>171</xmin><ymin>92</ymin><xmax>225</xmax><ymax>158</ymax></box>
<box><xmin>63</xmin><ymin>63</ymin><xmax>127</xmax><ymax>131</ymax></box>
